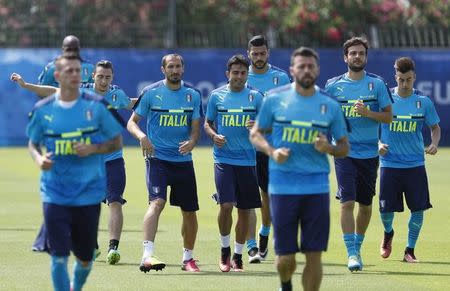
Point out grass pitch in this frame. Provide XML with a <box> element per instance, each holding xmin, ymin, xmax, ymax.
<box><xmin>1</xmin><ymin>147</ymin><xmax>449</xmax><ymax>290</ymax></box>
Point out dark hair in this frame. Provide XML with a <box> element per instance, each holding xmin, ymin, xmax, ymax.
<box><xmin>394</xmin><ymin>57</ymin><xmax>415</xmax><ymax>73</ymax></box>
<box><xmin>248</xmin><ymin>35</ymin><xmax>268</xmax><ymax>50</ymax></box>
<box><xmin>290</xmin><ymin>47</ymin><xmax>319</xmax><ymax>65</ymax></box>
<box><xmin>343</xmin><ymin>36</ymin><xmax>369</xmax><ymax>56</ymax></box>
<box><xmin>161</xmin><ymin>54</ymin><xmax>184</xmax><ymax>68</ymax></box>
<box><xmin>54</xmin><ymin>53</ymin><xmax>81</xmax><ymax>71</ymax></box>
<box><xmin>96</xmin><ymin>60</ymin><xmax>114</xmax><ymax>73</ymax></box>
<box><xmin>226</xmin><ymin>54</ymin><xmax>249</xmax><ymax>71</ymax></box>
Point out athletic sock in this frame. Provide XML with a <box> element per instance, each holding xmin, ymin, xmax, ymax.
<box><xmin>72</xmin><ymin>260</ymin><xmax>92</xmax><ymax>291</ymax></box>
<box><xmin>50</xmin><ymin>256</ymin><xmax>70</xmax><ymax>291</ymax></box>
<box><xmin>220</xmin><ymin>234</ymin><xmax>230</xmax><ymax>248</ymax></box>
<box><xmin>109</xmin><ymin>239</ymin><xmax>119</xmax><ymax>251</ymax></box>
<box><xmin>380</xmin><ymin>212</ymin><xmax>394</xmax><ymax>233</ymax></box>
<box><xmin>343</xmin><ymin>233</ymin><xmax>357</xmax><ymax>257</ymax></box>
<box><xmin>246</xmin><ymin>239</ymin><xmax>257</xmax><ymax>250</ymax></box>
<box><xmin>143</xmin><ymin>240</ymin><xmax>154</xmax><ymax>258</ymax></box>
<box><xmin>354</xmin><ymin>233</ymin><xmax>365</xmax><ymax>255</ymax></box>
<box><xmin>259</xmin><ymin>225</ymin><xmax>271</xmax><ymax>237</ymax></box>
<box><xmin>407</xmin><ymin>211</ymin><xmax>424</xmax><ymax>249</ymax></box>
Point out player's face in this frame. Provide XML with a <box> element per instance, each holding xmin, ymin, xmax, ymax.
<box><xmin>226</xmin><ymin>64</ymin><xmax>248</xmax><ymax>91</ymax></box>
<box><xmin>290</xmin><ymin>55</ymin><xmax>319</xmax><ymax>89</ymax></box>
<box><xmin>396</xmin><ymin>70</ymin><xmax>415</xmax><ymax>95</ymax></box>
<box><xmin>162</xmin><ymin>56</ymin><xmax>184</xmax><ymax>84</ymax></box>
<box><xmin>344</xmin><ymin>44</ymin><xmax>367</xmax><ymax>72</ymax></box>
<box><xmin>94</xmin><ymin>67</ymin><xmax>113</xmax><ymax>94</ymax></box>
<box><xmin>248</xmin><ymin>46</ymin><xmax>269</xmax><ymax>70</ymax></box>
<box><xmin>55</xmin><ymin>59</ymin><xmax>81</xmax><ymax>90</ymax></box>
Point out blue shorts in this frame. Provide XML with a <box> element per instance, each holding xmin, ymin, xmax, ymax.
<box><xmin>256</xmin><ymin>151</ymin><xmax>269</xmax><ymax>193</ymax></box>
<box><xmin>214</xmin><ymin>163</ymin><xmax>261</xmax><ymax>209</ymax></box>
<box><xmin>145</xmin><ymin>157</ymin><xmax>199</xmax><ymax>212</ymax></box>
<box><xmin>271</xmin><ymin>194</ymin><xmax>330</xmax><ymax>255</ymax></box>
<box><xmin>379</xmin><ymin>166</ymin><xmax>432</xmax><ymax>213</ymax></box>
<box><xmin>44</xmin><ymin>203</ymin><xmax>100</xmax><ymax>261</ymax></box>
<box><xmin>334</xmin><ymin>156</ymin><xmax>379</xmax><ymax>206</ymax></box>
<box><xmin>105</xmin><ymin>157</ymin><xmax>127</xmax><ymax>205</ymax></box>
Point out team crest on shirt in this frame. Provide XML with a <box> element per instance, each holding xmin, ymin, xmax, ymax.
<box><xmin>248</xmin><ymin>94</ymin><xmax>254</xmax><ymax>102</ymax></box>
<box><xmin>85</xmin><ymin>110</ymin><xmax>93</xmax><ymax>121</ymax></box>
<box><xmin>186</xmin><ymin>93</ymin><xmax>192</xmax><ymax>102</ymax></box>
<box><xmin>112</xmin><ymin>94</ymin><xmax>117</xmax><ymax>102</ymax></box>
<box><xmin>380</xmin><ymin>200</ymin><xmax>385</xmax><ymax>209</ymax></box>
<box><xmin>84</xmin><ymin>68</ymin><xmax>88</xmax><ymax>76</ymax></box>
<box><xmin>368</xmin><ymin>82</ymin><xmax>374</xmax><ymax>91</ymax></box>
<box><xmin>273</xmin><ymin>77</ymin><xmax>279</xmax><ymax>85</ymax></box>
<box><xmin>152</xmin><ymin>186</ymin><xmax>160</xmax><ymax>194</ymax></box>
<box><xmin>320</xmin><ymin>104</ymin><xmax>327</xmax><ymax>115</ymax></box>
<box><xmin>416</xmin><ymin>101</ymin><xmax>422</xmax><ymax>109</ymax></box>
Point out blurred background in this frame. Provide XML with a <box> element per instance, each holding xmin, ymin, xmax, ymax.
<box><xmin>1</xmin><ymin>0</ymin><xmax>449</xmax><ymax>145</ymax></box>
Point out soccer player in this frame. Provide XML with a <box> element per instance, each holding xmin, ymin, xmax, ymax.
<box><xmin>38</xmin><ymin>35</ymin><xmax>94</xmax><ymax>87</ymax></box>
<box><xmin>26</xmin><ymin>53</ymin><xmax>124</xmax><ymax>291</ymax></box>
<box><xmin>204</xmin><ymin>54</ymin><xmax>263</xmax><ymax>272</ymax></box>
<box><xmin>378</xmin><ymin>57</ymin><xmax>440</xmax><ymax>263</ymax></box>
<box><xmin>251</xmin><ymin>47</ymin><xmax>349</xmax><ymax>291</ymax></box>
<box><xmin>245</xmin><ymin>35</ymin><xmax>291</xmax><ymax>263</ymax></box>
<box><xmin>325</xmin><ymin>36</ymin><xmax>393</xmax><ymax>272</ymax></box>
<box><xmin>127</xmin><ymin>54</ymin><xmax>202</xmax><ymax>273</ymax></box>
<box><xmin>11</xmin><ymin>60</ymin><xmax>136</xmax><ymax>265</ymax></box>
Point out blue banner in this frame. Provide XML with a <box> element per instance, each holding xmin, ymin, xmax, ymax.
<box><xmin>1</xmin><ymin>48</ymin><xmax>449</xmax><ymax>145</ymax></box>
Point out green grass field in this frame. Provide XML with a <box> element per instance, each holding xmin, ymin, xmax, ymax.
<box><xmin>1</xmin><ymin>147</ymin><xmax>449</xmax><ymax>291</ymax></box>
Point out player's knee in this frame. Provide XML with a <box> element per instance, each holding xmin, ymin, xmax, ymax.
<box><xmin>150</xmin><ymin>198</ymin><xmax>166</xmax><ymax>212</ymax></box>
<box><xmin>276</xmin><ymin>255</ymin><xmax>296</xmax><ymax>271</ymax></box>
<box><xmin>220</xmin><ymin>202</ymin><xmax>234</xmax><ymax>212</ymax></box>
<box><xmin>341</xmin><ymin>201</ymin><xmax>355</xmax><ymax>212</ymax></box>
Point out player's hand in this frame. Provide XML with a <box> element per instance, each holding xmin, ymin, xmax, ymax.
<box><xmin>37</xmin><ymin>152</ymin><xmax>53</xmax><ymax>170</ymax></box>
<box><xmin>73</xmin><ymin>142</ymin><xmax>97</xmax><ymax>157</ymax></box>
<box><xmin>212</xmin><ymin>134</ymin><xmax>226</xmax><ymax>148</ymax></box>
<box><xmin>245</xmin><ymin>119</ymin><xmax>255</xmax><ymax>130</ymax></box>
<box><xmin>270</xmin><ymin>147</ymin><xmax>290</xmax><ymax>164</ymax></box>
<box><xmin>425</xmin><ymin>144</ymin><xmax>438</xmax><ymax>155</ymax></box>
<box><xmin>140</xmin><ymin>136</ymin><xmax>154</xmax><ymax>158</ymax></box>
<box><xmin>179</xmin><ymin>140</ymin><xmax>195</xmax><ymax>155</ymax></box>
<box><xmin>378</xmin><ymin>143</ymin><xmax>389</xmax><ymax>156</ymax></box>
<box><xmin>354</xmin><ymin>100</ymin><xmax>370</xmax><ymax>117</ymax></box>
<box><xmin>314</xmin><ymin>133</ymin><xmax>332</xmax><ymax>154</ymax></box>
<box><xmin>10</xmin><ymin>73</ymin><xmax>26</xmax><ymax>87</ymax></box>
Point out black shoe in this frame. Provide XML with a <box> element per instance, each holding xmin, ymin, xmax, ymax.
<box><xmin>231</xmin><ymin>253</ymin><xmax>243</xmax><ymax>271</ymax></box>
<box><xmin>258</xmin><ymin>234</ymin><xmax>269</xmax><ymax>260</ymax></box>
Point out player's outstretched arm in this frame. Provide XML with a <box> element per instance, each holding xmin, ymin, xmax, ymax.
<box><xmin>314</xmin><ymin>133</ymin><xmax>349</xmax><ymax>158</ymax></box>
<box><xmin>126</xmin><ymin>98</ymin><xmax>139</xmax><ymax>110</ymax></box>
<box><xmin>28</xmin><ymin>140</ymin><xmax>53</xmax><ymax>170</ymax></box>
<box><xmin>179</xmin><ymin>119</ymin><xmax>200</xmax><ymax>155</ymax></box>
<box><xmin>73</xmin><ymin>135</ymin><xmax>122</xmax><ymax>157</ymax></box>
<box><xmin>204</xmin><ymin>119</ymin><xmax>226</xmax><ymax>148</ymax></box>
<box><xmin>354</xmin><ymin>101</ymin><xmax>393</xmax><ymax>124</ymax></box>
<box><xmin>425</xmin><ymin>124</ymin><xmax>440</xmax><ymax>155</ymax></box>
<box><xmin>10</xmin><ymin>73</ymin><xmax>58</xmax><ymax>98</ymax></box>
<box><xmin>378</xmin><ymin>142</ymin><xmax>389</xmax><ymax>156</ymax></box>
<box><xmin>127</xmin><ymin>112</ymin><xmax>154</xmax><ymax>157</ymax></box>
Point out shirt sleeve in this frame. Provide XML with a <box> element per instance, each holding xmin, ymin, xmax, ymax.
<box><xmin>330</xmin><ymin>102</ymin><xmax>348</xmax><ymax>141</ymax></box>
<box><xmin>280</xmin><ymin>72</ymin><xmax>292</xmax><ymax>85</ymax></box>
<box><xmin>424</xmin><ymin>98</ymin><xmax>440</xmax><ymax>126</ymax></box>
<box><xmin>38</xmin><ymin>65</ymin><xmax>56</xmax><ymax>86</ymax></box>
<box><xmin>192</xmin><ymin>91</ymin><xmax>202</xmax><ymax>120</ymax></box>
<box><xmin>26</xmin><ymin>109</ymin><xmax>44</xmax><ymax>144</ymax></box>
<box><xmin>377</xmin><ymin>80</ymin><xmax>393</xmax><ymax>110</ymax></box>
<box><xmin>113</xmin><ymin>89</ymin><xmax>132</xmax><ymax>109</ymax></box>
<box><xmin>256</xmin><ymin>95</ymin><xmax>274</xmax><ymax>130</ymax></box>
<box><xmin>205</xmin><ymin>93</ymin><xmax>217</xmax><ymax>121</ymax></box>
<box><xmin>134</xmin><ymin>91</ymin><xmax>151</xmax><ymax>117</ymax></box>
